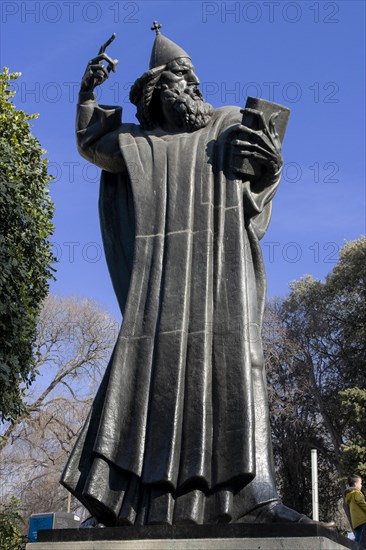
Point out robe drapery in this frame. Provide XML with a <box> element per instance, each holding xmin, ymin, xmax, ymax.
<box><xmin>61</xmin><ymin>103</ymin><xmax>281</xmax><ymax>525</ymax></box>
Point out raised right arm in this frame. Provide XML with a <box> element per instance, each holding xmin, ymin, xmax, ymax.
<box><xmin>76</xmin><ymin>35</ymin><xmax>127</xmax><ymax>176</ymax></box>
<box><xmin>76</xmin><ymin>91</ymin><xmax>127</xmax><ymax>175</ymax></box>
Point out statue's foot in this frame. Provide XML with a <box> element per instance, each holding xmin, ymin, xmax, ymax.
<box><xmin>237</xmin><ymin>501</ymin><xmax>336</xmax><ymax>529</ymax></box>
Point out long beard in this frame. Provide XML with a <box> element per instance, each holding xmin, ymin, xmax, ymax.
<box><xmin>161</xmin><ymin>86</ymin><xmax>214</xmax><ymax>132</ymax></box>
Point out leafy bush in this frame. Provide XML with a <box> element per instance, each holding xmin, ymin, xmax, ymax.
<box><xmin>0</xmin><ymin>68</ymin><xmax>55</xmax><ymax>422</ymax></box>
<box><xmin>0</xmin><ymin>498</ymin><xmax>25</xmax><ymax>550</ymax></box>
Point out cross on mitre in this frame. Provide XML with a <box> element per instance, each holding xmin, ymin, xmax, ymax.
<box><xmin>151</xmin><ymin>21</ymin><xmax>162</xmax><ymax>35</ymax></box>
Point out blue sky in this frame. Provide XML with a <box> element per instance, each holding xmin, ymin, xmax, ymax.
<box><xmin>1</xmin><ymin>0</ymin><xmax>365</xmax><ymax>320</ymax></box>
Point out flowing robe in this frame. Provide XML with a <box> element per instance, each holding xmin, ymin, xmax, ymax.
<box><xmin>61</xmin><ymin>95</ymin><xmax>281</xmax><ymax>525</ymax></box>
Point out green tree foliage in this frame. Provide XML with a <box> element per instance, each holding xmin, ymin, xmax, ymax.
<box><xmin>340</xmin><ymin>387</ymin><xmax>366</xmax><ymax>477</ymax></box>
<box><xmin>0</xmin><ymin>68</ymin><xmax>55</xmax><ymax>423</ymax></box>
<box><xmin>0</xmin><ymin>497</ymin><xmax>25</xmax><ymax>550</ymax></box>
<box><xmin>264</xmin><ymin>237</ymin><xmax>366</xmax><ymax>521</ymax></box>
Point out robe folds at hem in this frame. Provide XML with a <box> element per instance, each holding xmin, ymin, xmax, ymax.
<box><xmin>61</xmin><ymin>106</ymin><xmax>280</xmax><ymax>525</ymax></box>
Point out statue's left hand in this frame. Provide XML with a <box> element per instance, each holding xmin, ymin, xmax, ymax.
<box><xmin>230</xmin><ymin>111</ymin><xmax>283</xmax><ymax>182</ymax></box>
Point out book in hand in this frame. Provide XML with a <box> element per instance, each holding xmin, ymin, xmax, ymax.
<box><xmin>239</xmin><ymin>96</ymin><xmax>290</xmax><ymax>177</ymax></box>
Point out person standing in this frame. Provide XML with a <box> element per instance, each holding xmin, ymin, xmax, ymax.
<box><xmin>345</xmin><ymin>475</ymin><xmax>366</xmax><ymax>546</ymax></box>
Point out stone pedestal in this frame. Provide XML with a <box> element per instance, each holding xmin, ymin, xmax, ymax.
<box><xmin>26</xmin><ymin>523</ymin><xmax>356</xmax><ymax>550</ymax></box>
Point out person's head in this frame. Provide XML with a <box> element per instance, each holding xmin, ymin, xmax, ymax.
<box><xmin>130</xmin><ymin>57</ymin><xmax>213</xmax><ymax>132</ymax></box>
<box><xmin>130</xmin><ymin>26</ymin><xmax>213</xmax><ymax>132</ymax></box>
<box><xmin>348</xmin><ymin>474</ymin><xmax>362</xmax><ymax>490</ymax></box>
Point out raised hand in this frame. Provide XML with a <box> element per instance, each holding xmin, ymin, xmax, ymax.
<box><xmin>230</xmin><ymin>110</ymin><xmax>283</xmax><ymax>183</ymax></box>
<box><xmin>80</xmin><ymin>34</ymin><xmax>119</xmax><ymax>93</ymax></box>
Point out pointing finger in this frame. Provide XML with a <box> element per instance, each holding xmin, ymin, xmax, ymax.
<box><xmin>98</xmin><ymin>33</ymin><xmax>116</xmax><ymax>55</ymax></box>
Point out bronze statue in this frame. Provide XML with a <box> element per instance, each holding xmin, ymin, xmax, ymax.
<box><xmin>61</xmin><ymin>24</ymin><xmax>328</xmax><ymax>527</ymax></box>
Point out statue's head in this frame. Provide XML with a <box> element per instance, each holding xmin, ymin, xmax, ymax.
<box><xmin>130</xmin><ymin>23</ymin><xmax>213</xmax><ymax>132</ymax></box>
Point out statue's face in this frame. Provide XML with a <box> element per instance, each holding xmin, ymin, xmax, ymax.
<box><xmin>156</xmin><ymin>57</ymin><xmax>213</xmax><ymax>132</ymax></box>
<box><xmin>158</xmin><ymin>58</ymin><xmax>200</xmax><ymax>95</ymax></box>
